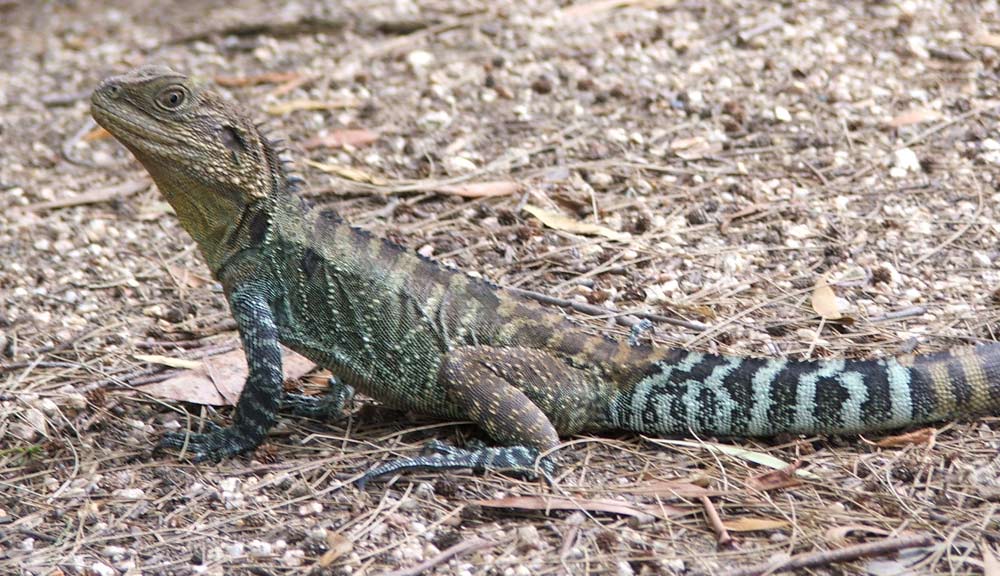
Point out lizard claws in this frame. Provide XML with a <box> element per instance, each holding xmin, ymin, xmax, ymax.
<box><xmin>356</xmin><ymin>441</ymin><xmax>557</xmax><ymax>489</ymax></box>
<box><xmin>158</xmin><ymin>421</ymin><xmax>259</xmax><ymax>462</ymax></box>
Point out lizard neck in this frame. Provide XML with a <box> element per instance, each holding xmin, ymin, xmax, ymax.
<box><xmin>139</xmin><ymin>136</ymin><xmax>294</xmax><ymax>276</ymax></box>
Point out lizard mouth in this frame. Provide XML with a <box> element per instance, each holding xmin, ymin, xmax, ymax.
<box><xmin>91</xmin><ymin>101</ymin><xmax>181</xmax><ymax>149</ymax></box>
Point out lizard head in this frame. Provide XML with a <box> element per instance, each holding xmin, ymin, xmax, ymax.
<box><xmin>91</xmin><ymin>65</ymin><xmax>286</xmax><ymax>268</ymax></box>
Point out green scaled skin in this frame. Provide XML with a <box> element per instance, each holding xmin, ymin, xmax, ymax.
<box><xmin>91</xmin><ymin>66</ymin><xmax>1000</xmax><ymax>484</ymax></box>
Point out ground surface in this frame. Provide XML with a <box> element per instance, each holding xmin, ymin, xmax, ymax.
<box><xmin>2</xmin><ymin>0</ymin><xmax>1000</xmax><ymax>574</ymax></box>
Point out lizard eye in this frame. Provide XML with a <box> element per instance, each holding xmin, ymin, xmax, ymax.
<box><xmin>155</xmin><ymin>86</ymin><xmax>187</xmax><ymax>110</ymax></box>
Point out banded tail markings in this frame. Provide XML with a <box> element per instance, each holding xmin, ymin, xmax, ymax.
<box><xmin>746</xmin><ymin>358</ymin><xmax>787</xmax><ymax>434</ymax></box>
<box><xmin>957</xmin><ymin>347</ymin><xmax>992</xmax><ymax>412</ymax></box>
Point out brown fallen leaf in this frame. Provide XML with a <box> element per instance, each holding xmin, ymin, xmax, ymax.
<box><xmin>722</xmin><ymin>518</ymin><xmax>789</xmax><ymax>532</ymax></box>
<box><xmin>83</xmin><ymin>126</ymin><xmax>111</xmax><ymax>141</ymax></box>
<box><xmin>523</xmin><ymin>205</ymin><xmax>630</xmax><ymax>242</ymax></box>
<box><xmin>472</xmin><ymin>496</ymin><xmax>683</xmax><ymax>521</ymax></box>
<box><xmin>611</xmin><ymin>480</ymin><xmax>714</xmax><ymax>499</ymax></box>
<box><xmin>303</xmin><ymin>159</ymin><xmax>387</xmax><ymax>185</ymax></box>
<box><xmin>319</xmin><ymin>532</ymin><xmax>354</xmax><ymax>568</ymax></box>
<box><xmin>165</xmin><ymin>264</ymin><xmax>212</xmax><ymax>289</ymax></box>
<box><xmin>265</xmin><ymin>98</ymin><xmax>359</xmax><ymax>115</ymax></box>
<box><xmin>746</xmin><ymin>461</ymin><xmax>803</xmax><ymax>491</ymax></box>
<box><xmin>888</xmin><ymin>107</ymin><xmax>943</xmax><ymax>128</ymax></box>
<box><xmin>138</xmin><ymin>347</ymin><xmax>314</xmax><ymax>406</ymax></box>
<box><xmin>437</xmin><ymin>181</ymin><xmax>520</xmax><ymax>198</ymax></box>
<box><xmin>670</xmin><ymin>135</ymin><xmax>723</xmax><ymax>160</ymax></box>
<box><xmin>302</xmin><ymin>128</ymin><xmax>379</xmax><ymax>149</ymax></box>
<box><xmin>866</xmin><ymin>427</ymin><xmax>936</xmax><ymax>448</ymax></box>
<box><xmin>811</xmin><ymin>275</ymin><xmax>842</xmax><ymax>320</ymax></box>
<box><xmin>214</xmin><ymin>71</ymin><xmax>301</xmax><ymax>87</ymax></box>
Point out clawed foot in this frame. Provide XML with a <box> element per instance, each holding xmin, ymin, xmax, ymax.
<box><xmin>282</xmin><ymin>378</ymin><xmax>354</xmax><ymax>419</ymax></box>
<box><xmin>356</xmin><ymin>439</ymin><xmax>556</xmax><ymax>489</ymax></box>
<box><xmin>158</xmin><ymin>421</ymin><xmax>260</xmax><ymax>462</ymax></box>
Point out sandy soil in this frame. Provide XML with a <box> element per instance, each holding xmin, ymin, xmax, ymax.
<box><xmin>2</xmin><ymin>0</ymin><xmax>1000</xmax><ymax>574</ymax></box>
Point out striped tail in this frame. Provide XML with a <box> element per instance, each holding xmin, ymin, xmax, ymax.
<box><xmin>608</xmin><ymin>344</ymin><xmax>1000</xmax><ymax>436</ymax></box>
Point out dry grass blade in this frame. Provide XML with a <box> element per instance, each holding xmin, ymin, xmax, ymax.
<box><xmin>472</xmin><ymin>495</ymin><xmax>684</xmax><ymax>521</ymax></box>
<box><xmin>302</xmin><ymin>128</ymin><xmax>380</xmax><ymax>149</ymax></box>
<box><xmin>265</xmin><ymin>98</ymin><xmax>359</xmax><ymax>115</ymax></box>
<box><xmin>725</xmin><ymin>534</ymin><xmax>936</xmax><ymax>576</ymax></box>
<box><xmin>522</xmin><ymin>205</ymin><xmax>631</xmax><ymax>241</ymax></box>
<box><xmin>983</xmin><ymin>540</ymin><xmax>1000</xmax><ymax>576</ymax></box>
<box><xmin>437</xmin><ymin>181</ymin><xmax>520</xmax><ymax>198</ymax></box>
<box><xmin>722</xmin><ymin>518</ymin><xmax>790</xmax><ymax>532</ymax></box>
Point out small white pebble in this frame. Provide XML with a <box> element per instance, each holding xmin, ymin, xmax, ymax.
<box><xmin>406</xmin><ymin>50</ymin><xmax>435</xmax><ymax>71</ymax></box>
<box><xmin>224</xmin><ymin>542</ymin><xmax>245</xmax><ymax>557</ymax></box>
<box><xmin>247</xmin><ymin>540</ymin><xmax>272</xmax><ymax>558</ymax></box>
<box><xmin>102</xmin><ymin>545</ymin><xmax>127</xmax><ymax>558</ymax></box>
<box><xmin>281</xmin><ymin>549</ymin><xmax>305</xmax><ymax>567</ymax></box>
<box><xmin>112</xmin><ymin>488</ymin><xmax>145</xmax><ymax>499</ymax></box>
<box><xmin>298</xmin><ymin>502</ymin><xmax>323</xmax><ymax>516</ymax></box>
<box><xmin>90</xmin><ymin>561</ymin><xmax>116</xmax><ymax>576</ymax></box>
<box><xmin>774</xmin><ymin>106</ymin><xmax>792</xmax><ymax>122</ymax></box>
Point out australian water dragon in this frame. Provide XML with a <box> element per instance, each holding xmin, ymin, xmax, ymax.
<box><xmin>90</xmin><ymin>66</ymin><xmax>1000</xmax><ymax>484</ymax></box>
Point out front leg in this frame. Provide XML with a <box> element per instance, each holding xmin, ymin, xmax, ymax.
<box><xmin>159</xmin><ymin>283</ymin><xmax>283</xmax><ymax>461</ymax></box>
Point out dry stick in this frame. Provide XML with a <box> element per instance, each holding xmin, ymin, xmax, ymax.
<box><xmin>383</xmin><ymin>538</ymin><xmax>497</xmax><ymax>576</ymax></box>
<box><xmin>507</xmin><ymin>286</ymin><xmax>709</xmax><ymax>332</ymax></box>
<box><xmin>700</xmin><ymin>496</ymin><xmax>732</xmax><ymax>548</ymax></box>
<box><xmin>16</xmin><ymin>179</ymin><xmax>148</xmax><ymax>213</ymax></box>
<box><xmin>725</xmin><ymin>534</ymin><xmax>935</xmax><ymax>576</ymax></box>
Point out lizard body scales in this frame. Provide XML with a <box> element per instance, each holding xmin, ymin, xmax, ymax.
<box><xmin>90</xmin><ymin>66</ymin><xmax>1000</xmax><ymax>481</ymax></box>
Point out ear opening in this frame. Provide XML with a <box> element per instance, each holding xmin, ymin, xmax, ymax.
<box><xmin>219</xmin><ymin>125</ymin><xmax>248</xmax><ymax>164</ymax></box>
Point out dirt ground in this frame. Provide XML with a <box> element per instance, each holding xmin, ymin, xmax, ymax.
<box><xmin>3</xmin><ymin>0</ymin><xmax>1000</xmax><ymax>574</ymax></box>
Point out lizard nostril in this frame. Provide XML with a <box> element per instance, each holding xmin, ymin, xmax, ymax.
<box><xmin>105</xmin><ymin>83</ymin><xmax>121</xmax><ymax>99</ymax></box>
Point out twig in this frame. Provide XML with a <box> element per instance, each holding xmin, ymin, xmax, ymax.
<box><xmin>725</xmin><ymin>534</ymin><xmax>935</xmax><ymax>576</ymax></box>
<box><xmin>14</xmin><ymin>180</ymin><xmax>148</xmax><ymax>213</ymax></box>
<box><xmin>382</xmin><ymin>538</ymin><xmax>496</xmax><ymax>576</ymax></box>
<box><xmin>62</xmin><ymin>117</ymin><xmax>101</xmax><ymax>167</ymax></box>
<box><xmin>167</xmin><ymin>16</ymin><xmax>349</xmax><ymax>44</ymax></box>
<box><xmin>700</xmin><ymin>496</ymin><xmax>733</xmax><ymax>548</ymax></box>
<box><xmin>869</xmin><ymin>306</ymin><xmax>927</xmax><ymax>322</ymax></box>
<box><xmin>507</xmin><ymin>286</ymin><xmax>709</xmax><ymax>332</ymax></box>
<box><xmin>41</xmin><ymin>90</ymin><xmax>91</xmax><ymax>107</ymax></box>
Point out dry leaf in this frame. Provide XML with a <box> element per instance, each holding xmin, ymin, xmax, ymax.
<box><xmin>319</xmin><ymin>532</ymin><xmax>354</xmax><ymax>567</ymax></box>
<box><xmin>166</xmin><ymin>264</ymin><xmax>211</xmax><ymax>289</ymax></box>
<box><xmin>746</xmin><ymin>462</ymin><xmax>803</xmax><ymax>491</ymax></box>
<box><xmin>613</xmin><ymin>480</ymin><xmax>714</xmax><ymax>499</ymax></box>
<box><xmin>888</xmin><ymin>107</ymin><xmax>943</xmax><ymax>128</ymax></box>
<box><xmin>869</xmin><ymin>427</ymin><xmax>936</xmax><ymax>448</ymax></box>
<box><xmin>811</xmin><ymin>276</ymin><xmax>842</xmax><ymax>320</ymax></box>
<box><xmin>139</xmin><ymin>347</ymin><xmax>314</xmax><ymax>406</ymax></box>
<box><xmin>983</xmin><ymin>540</ymin><xmax>1000</xmax><ymax>576</ymax></box>
<box><xmin>722</xmin><ymin>518</ymin><xmax>789</xmax><ymax>532</ymax></box>
<box><xmin>473</xmin><ymin>496</ymin><xmax>683</xmax><ymax>521</ymax></box>
<box><xmin>214</xmin><ymin>71</ymin><xmax>301</xmax><ymax>87</ymax></box>
<box><xmin>302</xmin><ymin>128</ymin><xmax>379</xmax><ymax>149</ymax></box>
<box><xmin>83</xmin><ymin>126</ymin><xmax>111</xmax><ymax>141</ymax></box>
<box><xmin>522</xmin><ymin>205</ymin><xmax>630</xmax><ymax>242</ymax></box>
<box><xmin>304</xmin><ymin>159</ymin><xmax>387</xmax><ymax>185</ymax></box>
<box><xmin>134</xmin><ymin>354</ymin><xmax>202</xmax><ymax>370</ymax></box>
<box><xmin>265</xmin><ymin>98</ymin><xmax>358</xmax><ymax>115</ymax></box>
<box><xmin>437</xmin><ymin>181</ymin><xmax>520</xmax><ymax>198</ymax></box>
<box><xmin>670</xmin><ymin>136</ymin><xmax>723</xmax><ymax>160</ymax></box>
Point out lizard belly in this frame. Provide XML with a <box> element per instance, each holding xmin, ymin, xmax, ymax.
<box><xmin>276</xmin><ymin>324</ymin><xmax>461</xmax><ymax>419</ymax></box>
